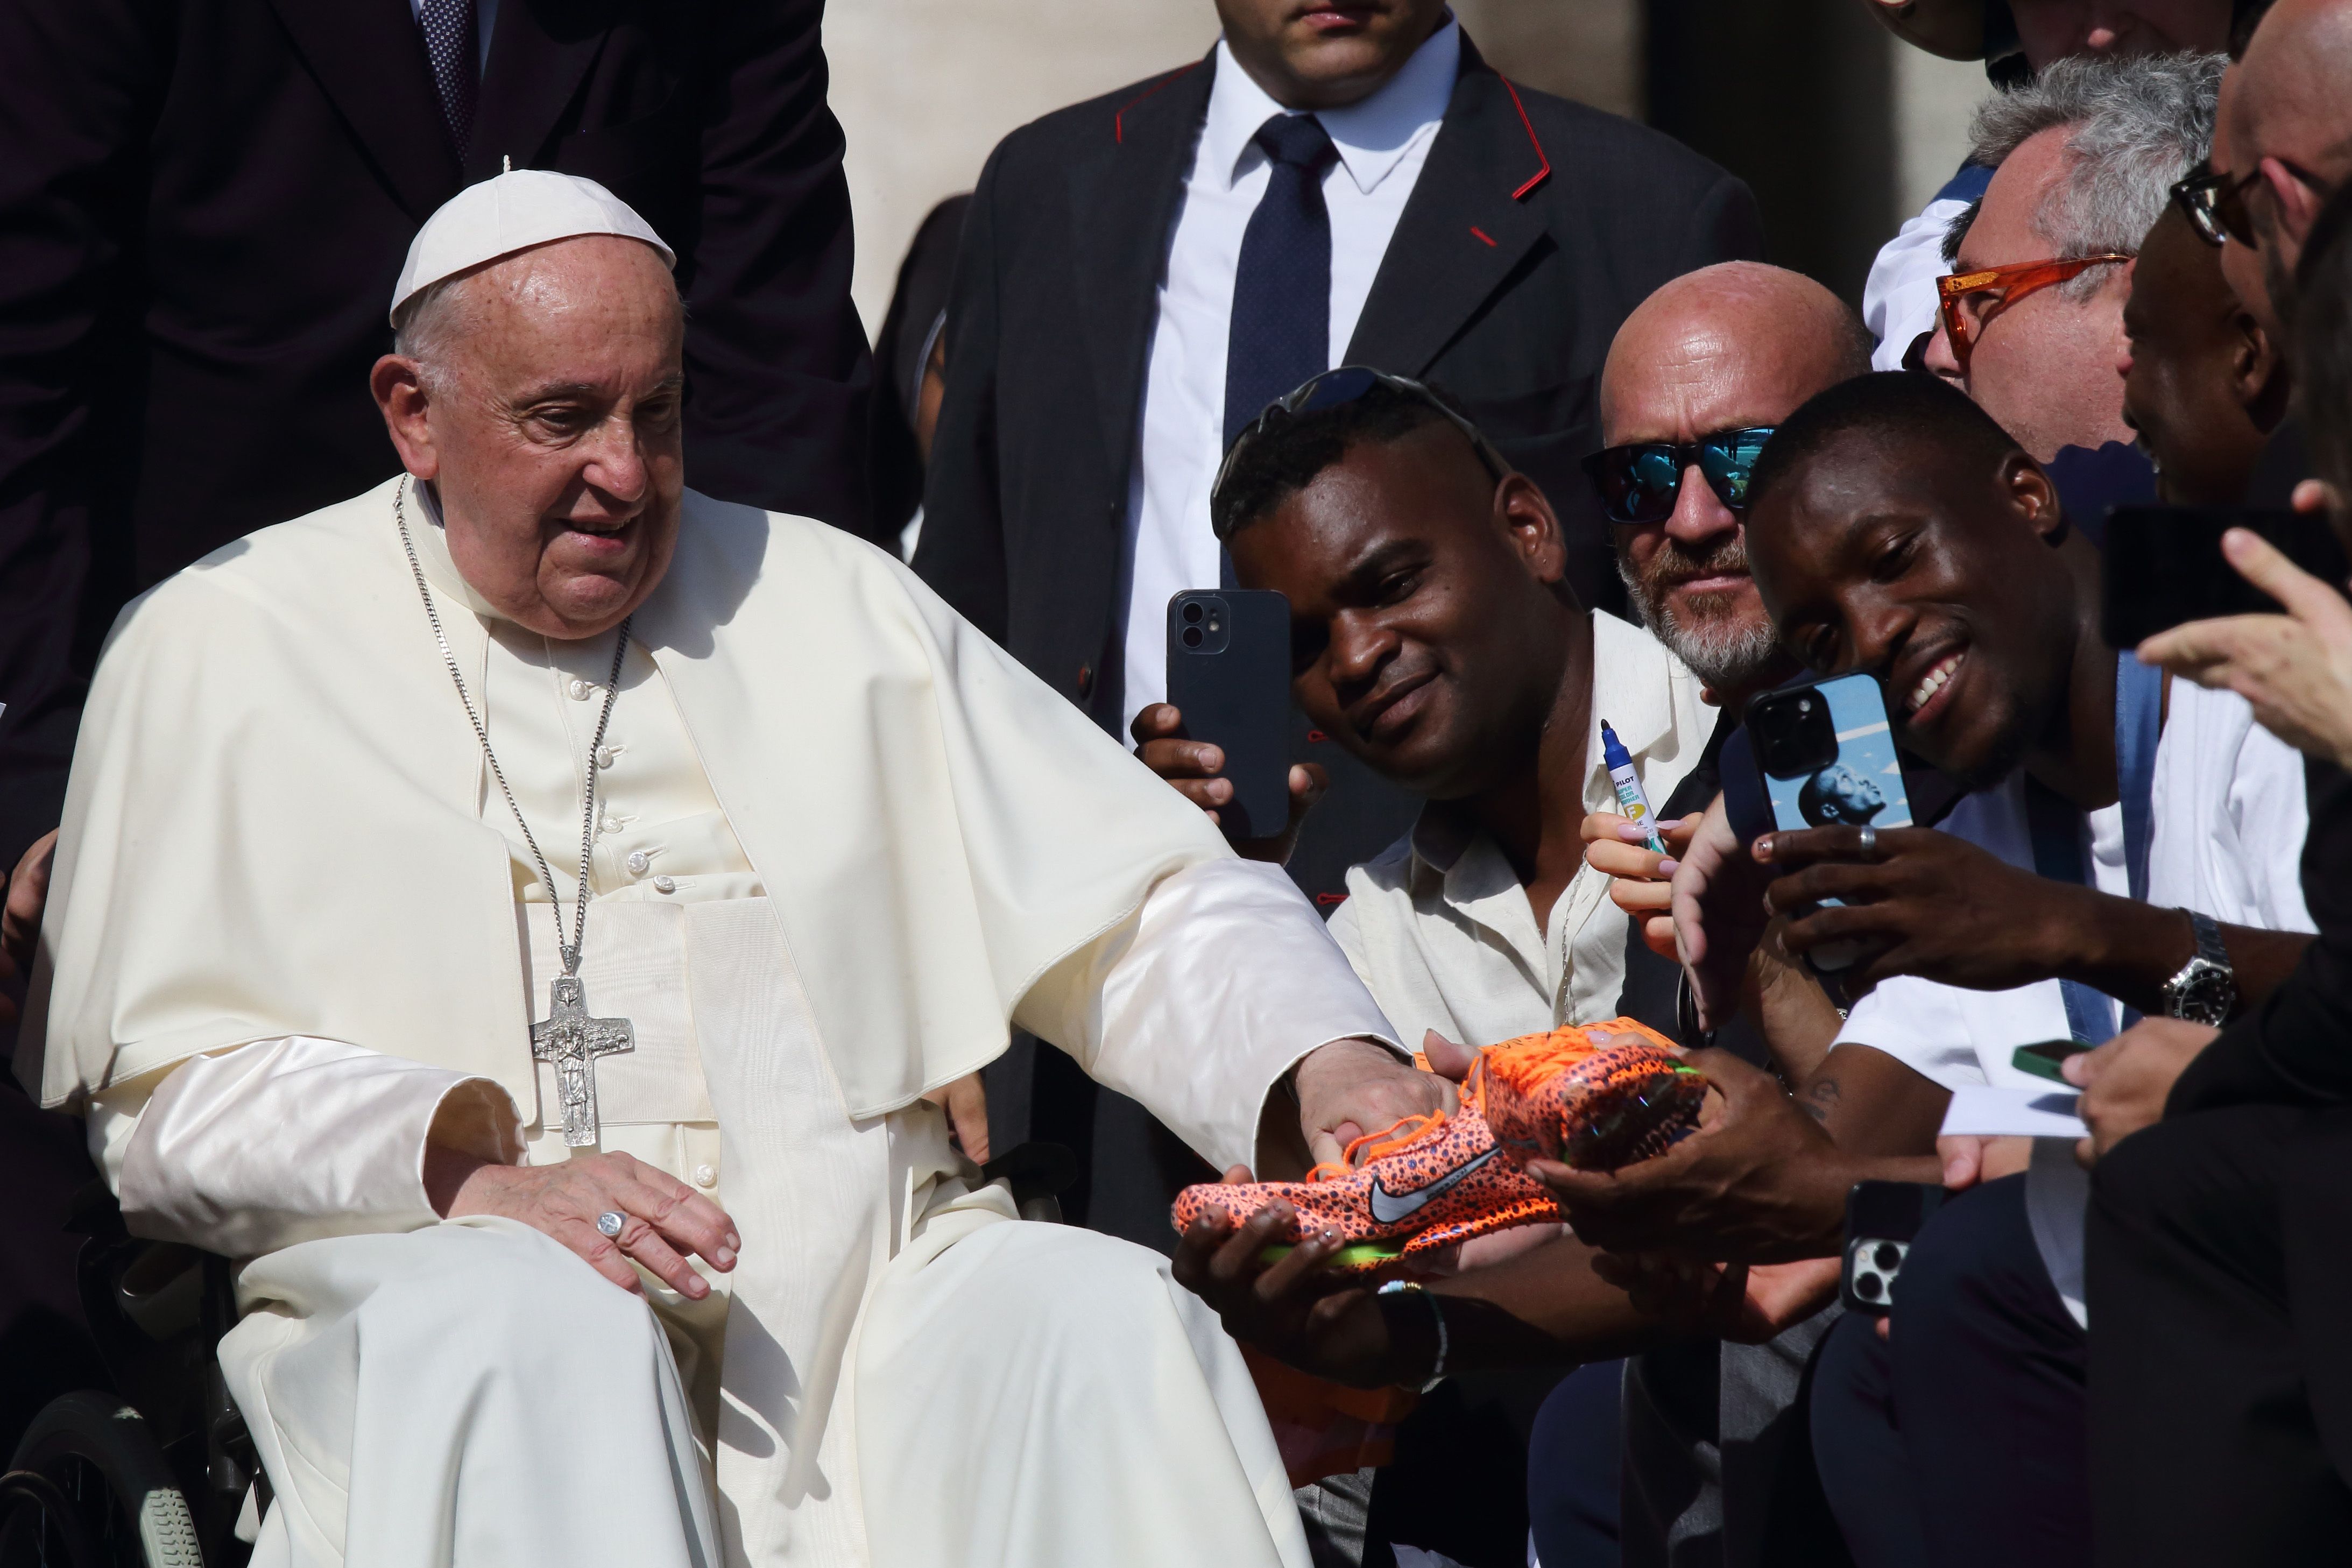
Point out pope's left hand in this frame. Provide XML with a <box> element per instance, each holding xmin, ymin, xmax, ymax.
<box><xmin>1292</xmin><ymin>1036</ymin><xmax>1447</xmax><ymax>1169</ymax></box>
<box><xmin>2061</xmin><ymin>1016</ymin><xmax>2218</xmax><ymax>1167</ymax></box>
<box><xmin>1761</xmin><ymin>824</ymin><xmax>2090</xmax><ymax>996</ymax></box>
<box><xmin>0</xmin><ymin>829</ymin><xmax>56</xmax><ymax>1031</ymax></box>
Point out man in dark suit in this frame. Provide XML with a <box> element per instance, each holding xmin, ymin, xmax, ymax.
<box><xmin>914</xmin><ymin>0</ymin><xmax>1761</xmax><ymax>1245</ymax></box>
<box><xmin>0</xmin><ymin>0</ymin><xmax>873</xmax><ymax>873</ymax></box>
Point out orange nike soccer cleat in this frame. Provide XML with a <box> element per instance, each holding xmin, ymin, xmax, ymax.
<box><xmin>1171</xmin><ymin>1019</ymin><xmax>1709</xmax><ymax>1275</ymax></box>
<box><xmin>1171</xmin><ymin>1103</ymin><xmax>1559</xmax><ymax>1274</ymax></box>
<box><xmin>1466</xmin><ymin>1019</ymin><xmax>1710</xmax><ymax>1172</ymax></box>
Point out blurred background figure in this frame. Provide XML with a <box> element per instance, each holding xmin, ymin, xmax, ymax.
<box><xmin>0</xmin><ymin>0</ymin><xmax>875</xmax><ymax>882</ymax></box>
<box><xmin>870</xmin><ymin>195</ymin><xmax>972</xmax><ymax>561</ymax></box>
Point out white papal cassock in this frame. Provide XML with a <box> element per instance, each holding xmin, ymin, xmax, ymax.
<box><xmin>25</xmin><ymin>478</ymin><xmax>1403</xmax><ymax>1567</ymax></box>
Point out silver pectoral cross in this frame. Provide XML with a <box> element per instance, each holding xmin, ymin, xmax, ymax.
<box><xmin>531</xmin><ymin>975</ymin><xmax>635</xmax><ymax>1148</ymax></box>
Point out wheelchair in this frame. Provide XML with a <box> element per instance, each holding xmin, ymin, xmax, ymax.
<box><xmin>0</xmin><ymin>1186</ymin><xmax>258</xmax><ymax>1568</ymax></box>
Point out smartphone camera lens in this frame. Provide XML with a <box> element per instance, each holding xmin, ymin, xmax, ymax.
<box><xmin>1181</xmin><ymin>626</ymin><xmax>1204</xmax><ymax>648</ymax></box>
<box><xmin>1874</xmin><ymin>1242</ymin><xmax>1904</xmax><ymax>1271</ymax></box>
<box><xmin>1854</xmin><ymin>1272</ymin><xmax>1883</xmax><ymax>1301</ymax></box>
<box><xmin>1181</xmin><ymin>602</ymin><xmax>1204</xmax><ymax>624</ymax></box>
<box><xmin>1798</xmin><ymin>698</ymin><xmax>1814</xmax><ymax>714</ymax></box>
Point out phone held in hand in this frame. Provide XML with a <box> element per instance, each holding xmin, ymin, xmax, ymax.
<box><xmin>1841</xmin><ymin>1180</ymin><xmax>1950</xmax><ymax>1317</ymax></box>
<box><xmin>2102</xmin><ymin>504</ymin><xmax>2351</xmax><ymax>648</ymax></box>
<box><xmin>2011</xmin><ymin>1039</ymin><xmax>2089</xmax><ymax>1083</ymax></box>
<box><xmin>1743</xmin><ymin>673</ymin><xmax>1916</xmax><ymax>971</ymax></box>
<box><xmin>1166</xmin><ymin>589</ymin><xmax>1292</xmax><ymax>840</ymax></box>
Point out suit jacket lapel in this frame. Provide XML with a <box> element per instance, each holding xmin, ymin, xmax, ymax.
<box><xmin>1068</xmin><ymin>52</ymin><xmax>1214</xmax><ymax>485</ymax></box>
<box><xmin>1345</xmin><ymin>43</ymin><xmax>1551</xmax><ymax>375</ymax></box>
<box><xmin>264</xmin><ymin>0</ymin><xmax>460</xmax><ymax>218</ymax></box>
<box><xmin>467</xmin><ymin>0</ymin><xmax>617</xmax><ymax>180</ymax></box>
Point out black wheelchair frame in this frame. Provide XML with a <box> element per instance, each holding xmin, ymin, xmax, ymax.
<box><xmin>0</xmin><ymin>1188</ymin><xmax>259</xmax><ymax>1567</ymax></box>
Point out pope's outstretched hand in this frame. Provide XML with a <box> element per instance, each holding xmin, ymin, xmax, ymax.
<box><xmin>1291</xmin><ymin>1037</ymin><xmax>1446</xmax><ymax>1168</ymax></box>
<box><xmin>427</xmin><ymin>1148</ymin><xmax>739</xmax><ymax>1300</ymax></box>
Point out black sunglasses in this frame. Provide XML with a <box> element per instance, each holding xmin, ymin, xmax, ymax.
<box><xmin>1580</xmin><ymin>428</ymin><xmax>1776</xmax><ymax>525</ymax></box>
<box><xmin>2173</xmin><ymin>158</ymin><xmax>2332</xmax><ymax>249</ymax></box>
<box><xmin>1211</xmin><ymin>366</ymin><xmax>1511</xmax><ymax>511</ymax></box>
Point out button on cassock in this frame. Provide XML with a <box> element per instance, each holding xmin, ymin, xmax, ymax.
<box><xmin>625</xmin><ymin>850</ymin><xmax>651</xmax><ymax>875</ymax></box>
<box><xmin>567</xmin><ymin>678</ymin><xmax>592</xmax><ymax>701</ymax></box>
<box><xmin>693</xmin><ymin>1164</ymin><xmax>718</xmax><ymax>1188</ymax></box>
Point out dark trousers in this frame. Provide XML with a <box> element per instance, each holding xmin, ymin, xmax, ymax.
<box><xmin>1811</xmin><ymin>1175</ymin><xmax>2089</xmax><ymax>1568</ymax></box>
<box><xmin>1529</xmin><ymin>1359</ymin><xmax>1625</xmax><ymax>1567</ymax></box>
<box><xmin>2087</xmin><ymin>1105</ymin><xmax>2352</xmax><ymax>1566</ymax></box>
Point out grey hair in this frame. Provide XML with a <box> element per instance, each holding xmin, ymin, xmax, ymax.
<box><xmin>1962</xmin><ymin>52</ymin><xmax>2226</xmax><ymax>299</ymax></box>
<box><xmin>390</xmin><ymin>274</ymin><xmax>476</xmax><ymax>394</ymax></box>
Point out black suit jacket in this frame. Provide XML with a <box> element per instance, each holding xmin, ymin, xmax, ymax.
<box><xmin>916</xmin><ymin>38</ymin><xmax>1762</xmax><ymax>721</ymax></box>
<box><xmin>0</xmin><ymin>0</ymin><xmax>872</xmax><ymax>866</ymax></box>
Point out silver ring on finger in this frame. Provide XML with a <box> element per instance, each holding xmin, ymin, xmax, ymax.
<box><xmin>597</xmin><ymin>1210</ymin><xmax>626</xmax><ymax>1239</ymax></box>
<box><xmin>1855</xmin><ymin>826</ymin><xmax>1878</xmax><ymax>860</ymax></box>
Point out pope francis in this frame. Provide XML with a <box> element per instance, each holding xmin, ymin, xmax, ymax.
<box><xmin>22</xmin><ymin>173</ymin><xmax>1438</xmax><ymax>1567</ymax></box>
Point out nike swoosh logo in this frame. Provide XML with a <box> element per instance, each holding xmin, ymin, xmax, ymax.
<box><xmin>1367</xmin><ymin>1147</ymin><xmax>1501</xmax><ymax>1226</ymax></box>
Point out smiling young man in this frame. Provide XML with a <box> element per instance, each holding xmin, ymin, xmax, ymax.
<box><xmin>1631</xmin><ymin>370</ymin><xmax>2316</xmax><ymax>1565</ymax></box>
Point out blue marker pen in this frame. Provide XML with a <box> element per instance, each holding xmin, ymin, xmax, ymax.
<box><xmin>1601</xmin><ymin>719</ymin><xmax>1668</xmax><ymax>854</ymax></box>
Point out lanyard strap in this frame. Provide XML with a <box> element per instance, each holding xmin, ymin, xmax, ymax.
<box><xmin>2022</xmin><ymin>656</ymin><xmax>2165</xmax><ymax>1044</ymax></box>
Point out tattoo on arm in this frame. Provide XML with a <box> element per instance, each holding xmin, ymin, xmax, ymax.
<box><xmin>1800</xmin><ymin>1076</ymin><xmax>1841</xmax><ymax>1125</ymax></box>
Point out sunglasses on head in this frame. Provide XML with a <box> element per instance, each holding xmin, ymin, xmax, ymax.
<box><xmin>1580</xmin><ymin>429</ymin><xmax>1775</xmax><ymax>525</ymax></box>
<box><xmin>1211</xmin><ymin>366</ymin><xmax>1510</xmax><ymax>510</ymax></box>
<box><xmin>2171</xmin><ymin>158</ymin><xmax>2332</xmax><ymax>249</ymax></box>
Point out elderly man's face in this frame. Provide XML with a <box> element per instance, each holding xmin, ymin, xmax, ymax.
<box><xmin>376</xmin><ymin>236</ymin><xmax>686</xmax><ymax>640</ymax></box>
<box><xmin>2007</xmin><ymin>0</ymin><xmax>2231</xmax><ymax>68</ymax></box>
<box><xmin>1597</xmin><ymin>286</ymin><xmax>1850</xmax><ymax>702</ymax></box>
<box><xmin>1213</xmin><ymin>0</ymin><xmax>1450</xmax><ymax>109</ymax></box>
<box><xmin>1924</xmin><ymin>125</ymin><xmax>2137</xmax><ymax>463</ymax></box>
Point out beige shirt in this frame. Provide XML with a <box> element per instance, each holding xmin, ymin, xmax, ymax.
<box><xmin>1325</xmin><ymin>611</ymin><xmax>1713</xmax><ymax>1053</ymax></box>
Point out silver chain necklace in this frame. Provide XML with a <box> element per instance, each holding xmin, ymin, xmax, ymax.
<box><xmin>395</xmin><ymin>477</ymin><xmax>637</xmax><ymax>1146</ymax></box>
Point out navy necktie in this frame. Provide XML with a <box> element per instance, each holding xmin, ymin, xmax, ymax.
<box><xmin>1224</xmin><ymin>113</ymin><xmax>1340</xmax><ymax>449</ymax></box>
<box><xmin>419</xmin><ymin>0</ymin><xmax>481</xmax><ymax>156</ymax></box>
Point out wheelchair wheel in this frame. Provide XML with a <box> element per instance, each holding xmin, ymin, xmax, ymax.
<box><xmin>0</xmin><ymin>1392</ymin><xmax>202</xmax><ymax>1567</ymax></box>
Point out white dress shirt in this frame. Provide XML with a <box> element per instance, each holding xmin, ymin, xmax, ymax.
<box><xmin>1325</xmin><ymin>613</ymin><xmax>1715</xmax><ymax>1052</ymax></box>
<box><xmin>1116</xmin><ymin>22</ymin><xmax>1460</xmax><ymax>742</ymax></box>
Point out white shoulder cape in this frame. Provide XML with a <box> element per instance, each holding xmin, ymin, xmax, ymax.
<box><xmin>27</xmin><ymin>478</ymin><xmax>1231</xmax><ymax>1122</ymax></box>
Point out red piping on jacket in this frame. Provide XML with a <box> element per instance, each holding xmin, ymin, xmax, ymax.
<box><xmin>1115</xmin><ymin>62</ymin><xmax>1202</xmax><ymax>144</ymax></box>
<box><xmin>1498</xmin><ymin>75</ymin><xmax>1551</xmax><ymax>201</ymax></box>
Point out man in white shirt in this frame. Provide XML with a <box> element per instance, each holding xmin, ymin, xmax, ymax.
<box><xmin>1574</xmin><ymin>371</ymin><xmax>2313</xmax><ymax>1567</ymax></box>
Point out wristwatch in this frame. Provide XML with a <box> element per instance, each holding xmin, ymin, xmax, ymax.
<box><xmin>2160</xmin><ymin>909</ymin><xmax>2236</xmax><ymax>1026</ymax></box>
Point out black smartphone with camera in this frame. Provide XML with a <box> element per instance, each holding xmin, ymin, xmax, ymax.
<box><xmin>1841</xmin><ymin>1180</ymin><xmax>1950</xmax><ymax>1316</ymax></box>
<box><xmin>2102</xmin><ymin>504</ymin><xmax>2350</xmax><ymax>648</ymax></box>
<box><xmin>1167</xmin><ymin>589</ymin><xmax>1292</xmax><ymax>840</ymax></box>
<box><xmin>1743</xmin><ymin>673</ymin><xmax>1915</xmax><ymax>971</ymax></box>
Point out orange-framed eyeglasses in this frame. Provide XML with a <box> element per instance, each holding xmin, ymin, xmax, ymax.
<box><xmin>1935</xmin><ymin>253</ymin><xmax>2132</xmax><ymax>375</ymax></box>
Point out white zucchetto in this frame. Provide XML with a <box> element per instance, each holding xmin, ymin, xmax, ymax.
<box><xmin>389</xmin><ymin>169</ymin><xmax>675</xmax><ymax>326</ymax></box>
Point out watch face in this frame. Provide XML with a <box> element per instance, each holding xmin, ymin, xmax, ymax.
<box><xmin>2172</xmin><ymin>960</ymin><xmax>2234</xmax><ymax>1025</ymax></box>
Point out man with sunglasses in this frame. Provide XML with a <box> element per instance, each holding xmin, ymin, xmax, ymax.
<box><xmin>1921</xmin><ymin>54</ymin><xmax>2221</xmax><ymax>521</ymax></box>
<box><xmin>2189</xmin><ymin>0</ymin><xmax>2352</xmax><ymax>344</ymax></box>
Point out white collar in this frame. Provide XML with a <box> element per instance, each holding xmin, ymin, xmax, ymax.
<box><xmin>1199</xmin><ymin>18</ymin><xmax>1460</xmax><ymax>199</ymax></box>
<box><xmin>404</xmin><ymin>477</ymin><xmax>512</xmax><ymax>623</ymax></box>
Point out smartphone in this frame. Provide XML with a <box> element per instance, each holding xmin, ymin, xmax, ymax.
<box><xmin>1744</xmin><ymin>673</ymin><xmax>1915</xmax><ymax>971</ymax></box>
<box><xmin>2102</xmin><ymin>504</ymin><xmax>2350</xmax><ymax>648</ymax></box>
<box><xmin>2012</xmin><ymin>1039</ymin><xmax>2088</xmax><ymax>1083</ymax></box>
<box><xmin>1167</xmin><ymin>589</ymin><xmax>1292</xmax><ymax>840</ymax></box>
<box><xmin>1841</xmin><ymin>1180</ymin><xmax>1950</xmax><ymax>1316</ymax></box>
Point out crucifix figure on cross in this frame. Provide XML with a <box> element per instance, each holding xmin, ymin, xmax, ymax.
<box><xmin>532</xmin><ymin>974</ymin><xmax>635</xmax><ymax>1147</ymax></box>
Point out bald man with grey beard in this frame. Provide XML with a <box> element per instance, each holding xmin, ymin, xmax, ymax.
<box><xmin>1575</xmin><ymin>262</ymin><xmax>1871</xmax><ymax>1568</ymax></box>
